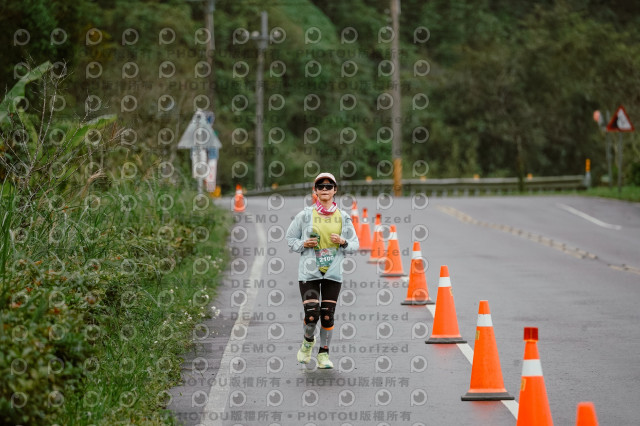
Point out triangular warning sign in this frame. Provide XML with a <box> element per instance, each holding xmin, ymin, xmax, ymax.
<box><xmin>606</xmin><ymin>105</ymin><xmax>634</xmax><ymax>132</ymax></box>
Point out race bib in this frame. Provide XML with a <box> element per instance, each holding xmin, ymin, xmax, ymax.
<box><xmin>315</xmin><ymin>247</ymin><xmax>336</xmax><ymax>269</ymax></box>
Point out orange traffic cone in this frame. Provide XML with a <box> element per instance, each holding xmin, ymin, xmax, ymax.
<box><xmin>367</xmin><ymin>214</ymin><xmax>385</xmax><ymax>264</ymax></box>
<box><xmin>359</xmin><ymin>208</ymin><xmax>372</xmax><ymax>251</ymax></box>
<box><xmin>350</xmin><ymin>200</ymin><xmax>361</xmax><ymax>239</ymax></box>
<box><xmin>233</xmin><ymin>184</ymin><xmax>246</xmax><ymax>212</ymax></box>
<box><xmin>516</xmin><ymin>327</ymin><xmax>553</xmax><ymax>426</ymax></box>
<box><xmin>461</xmin><ymin>300</ymin><xmax>514</xmax><ymax>400</ymax></box>
<box><xmin>401</xmin><ymin>242</ymin><xmax>433</xmax><ymax>305</ymax></box>
<box><xmin>576</xmin><ymin>402</ymin><xmax>598</xmax><ymax>426</ymax></box>
<box><xmin>426</xmin><ymin>265</ymin><xmax>466</xmax><ymax>344</ymax></box>
<box><xmin>380</xmin><ymin>225</ymin><xmax>406</xmax><ymax>277</ymax></box>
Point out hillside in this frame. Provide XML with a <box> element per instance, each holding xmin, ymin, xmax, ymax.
<box><xmin>2</xmin><ymin>0</ymin><xmax>640</xmax><ymax>192</ymax></box>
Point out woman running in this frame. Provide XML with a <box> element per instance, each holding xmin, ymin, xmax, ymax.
<box><xmin>286</xmin><ymin>172</ymin><xmax>359</xmax><ymax>368</ymax></box>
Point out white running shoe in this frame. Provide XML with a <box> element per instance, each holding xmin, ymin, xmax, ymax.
<box><xmin>297</xmin><ymin>338</ymin><xmax>315</xmax><ymax>364</ymax></box>
<box><xmin>316</xmin><ymin>352</ymin><xmax>334</xmax><ymax>369</ymax></box>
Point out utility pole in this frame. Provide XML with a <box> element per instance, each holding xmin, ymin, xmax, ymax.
<box><xmin>605</xmin><ymin>110</ymin><xmax>613</xmax><ymax>189</ymax></box>
<box><xmin>605</xmin><ymin>132</ymin><xmax>612</xmax><ymax>189</ymax></box>
<box><xmin>206</xmin><ymin>0</ymin><xmax>215</xmax><ymax>110</ymax></box>
<box><xmin>252</xmin><ymin>11</ymin><xmax>268</xmax><ymax>191</ymax></box>
<box><xmin>206</xmin><ymin>0</ymin><xmax>215</xmax><ymax>51</ymax></box>
<box><xmin>617</xmin><ymin>133</ymin><xmax>623</xmax><ymax>194</ymax></box>
<box><xmin>187</xmin><ymin>0</ymin><xmax>216</xmax><ymax>195</ymax></box>
<box><xmin>390</xmin><ymin>0</ymin><xmax>402</xmax><ymax>196</ymax></box>
<box><xmin>187</xmin><ymin>0</ymin><xmax>216</xmax><ymax>104</ymax></box>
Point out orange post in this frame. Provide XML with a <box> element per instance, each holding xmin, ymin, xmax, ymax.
<box><xmin>359</xmin><ymin>208</ymin><xmax>372</xmax><ymax>251</ymax></box>
<box><xmin>576</xmin><ymin>402</ymin><xmax>598</xmax><ymax>426</ymax></box>
<box><xmin>516</xmin><ymin>327</ymin><xmax>553</xmax><ymax>426</ymax></box>
<box><xmin>380</xmin><ymin>225</ymin><xmax>406</xmax><ymax>277</ymax></box>
<box><xmin>426</xmin><ymin>265</ymin><xmax>466</xmax><ymax>344</ymax></box>
<box><xmin>350</xmin><ymin>201</ymin><xmax>361</xmax><ymax>240</ymax></box>
<box><xmin>461</xmin><ymin>300</ymin><xmax>514</xmax><ymax>400</ymax></box>
<box><xmin>401</xmin><ymin>242</ymin><xmax>433</xmax><ymax>305</ymax></box>
<box><xmin>233</xmin><ymin>184</ymin><xmax>246</xmax><ymax>212</ymax></box>
<box><xmin>367</xmin><ymin>214</ymin><xmax>385</xmax><ymax>264</ymax></box>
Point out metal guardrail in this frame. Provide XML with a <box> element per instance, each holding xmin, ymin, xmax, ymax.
<box><xmin>245</xmin><ymin>175</ymin><xmax>588</xmax><ymax>197</ymax></box>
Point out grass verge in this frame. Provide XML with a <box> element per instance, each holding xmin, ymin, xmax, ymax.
<box><xmin>1</xmin><ymin>179</ymin><xmax>230</xmax><ymax>425</ymax></box>
<box><xmin>583</xmin><ymin>185</ymin><xmax>640</xmax><ymax>202</ymax></box>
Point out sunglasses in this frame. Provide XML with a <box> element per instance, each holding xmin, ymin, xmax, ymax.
<box><xmin>315</xmin><ymin>183</ymin><xmax>335</xmax><ymax>190</ymax></box>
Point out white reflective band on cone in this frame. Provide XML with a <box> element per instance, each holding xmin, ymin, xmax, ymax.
<box><xmin>411</xmin><ymin>251</ymin><xmax>422</xmax><ymax>259</ymax></box>
<box><xmin>375</xmin><ymin>225</ymin><xmax>383</xmax><ymax>232</ymax></box>
<box><xmin>389</xmin><ymin>232</ymin><xmax>397</xmax><ymax>240</ymax></box>
<box><xmin>476</xmin><ymin>314</ymin><xmax>493</xmax><ymax>327</ymax></box>
<box><xmin>438</xmin><ymin>276</ymin><xmax>451</xmax><ymax>287</ymax></box>
<box><xmin>521</xmin><ymin>359</ymin><xmax>543</xmax><ymax>377</ymax></box>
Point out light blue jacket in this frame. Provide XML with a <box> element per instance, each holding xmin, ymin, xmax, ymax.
<box><xmin>286</xmin><ymin>206</ymin><xmax>360</xmax><ymax>283</ymax></box>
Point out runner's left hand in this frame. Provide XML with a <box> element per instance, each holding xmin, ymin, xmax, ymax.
<box><xmin>330</xmin><ymin>233</ymin><xmax>345</xmax><ymax>245</ymax></box>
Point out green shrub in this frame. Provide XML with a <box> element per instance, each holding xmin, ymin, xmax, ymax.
<box><xmin>1</xmin><ymin>179</ymin><xmax>230</xmax><ymax>424</ymax></box>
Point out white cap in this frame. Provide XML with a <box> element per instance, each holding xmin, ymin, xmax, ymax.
<box><xmin>314</xmin><ymin>172</ymin><xmax>337</xmax><ymax>185</ymax></box>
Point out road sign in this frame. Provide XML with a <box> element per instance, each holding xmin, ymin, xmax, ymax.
<box><xmin>606</xmin><ymin>106</ymin><xmax>634</xmax><ymax>132</ymax></box>
<box><xmin>178</xmin><ymin>109</ymin><xmax>221</xmax><ymax>149</ymax></box>
<box><xmin>179</xmin><ymin>109</ymin><xmax>221</xmax><ymax>195</ymax></box>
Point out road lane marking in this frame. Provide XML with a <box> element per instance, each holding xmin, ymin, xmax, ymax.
<box><xmin>456</xmin><ymin>342</ymin><xmax>474</xmax><ymax>364</ymax></box>
<box><xmin>425</xmin><ymin>303</ymin><xmax>518</xmax><ymax>419</ymax></box>
<box><xmin>609</xmin><ymin>264</ymin><xmax>640</xmax><ymax>275</ymax></box>
<box><xmin>204</xmin><ymin>220</ymin><xmax>266</xmax><ymax>424</ymax></box>
<box><xmin>556</xmin><ymin>203</ymin><xmax>622</xmax><ymax>230</ymax></box>
<box><xmin>426</xmin><ymin>304</ymin><xmax>435</xmax><ymax>317</ymax></box>
<box><xmin>436</xmin><ymin>205</ymin><xmax>640</xmax><ymax>274</ymax></box>
<box><xmin>436</xmin><ymin>205</ymin><xmax>597</xmax><ymax>260</ymax></box>
<box><xmin>502</xmin><ymin>400</ymin><xmax>519</xmax><ymax>418</ymax></box>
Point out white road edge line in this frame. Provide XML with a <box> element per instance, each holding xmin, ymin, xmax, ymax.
<box><xmin>426</xmin><ymin>304</ymin><xmax>518</xmax><ymax>419</ymax></box>
<box><xmin>456</xmin><ymin>343</ymin><xmax>474</xmax><ymax>364</ymax></box>
<box><xmin>502</xmin><ymin>400</ymin><xmax>519</xmax><ymax>418</ymax></box>
<box><xmin>204</xmin><ymin>220</ymin><xmax>266</xmax><ymax>424</ymax></box>
<box><xmin>557</xmin><ymin>203</ymin><xmax>622</xmax><ymax>230</ymax></box>
<box><xmin>426</xmin><ymin>304</ymin><xmax>435</xmax><ymax>317</ymax></box>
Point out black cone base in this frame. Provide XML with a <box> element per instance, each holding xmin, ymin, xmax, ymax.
<box><xmin>401</xmin><ymin>299</ymin><xmax>435</xmax><ymax>305</ymax></box>
<box><xmin>461</xmin><ymin>391</ymin><xmax>515</xmax><ymax>401</ymax></box>
<box><xmin>425</xmin><ymin>337</ymin><xmax>467</xmax><ymax>344</ymax></box>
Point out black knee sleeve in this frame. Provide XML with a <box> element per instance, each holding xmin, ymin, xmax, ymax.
<box><xmin>320</xmin><ymin>302</ymin><xmax>336</xmax><ymax>329</ymax></box>
<box><xmin>303</xmin><ymin>302</ymin><xmax>320</xmax><ymax>325</ymax></box>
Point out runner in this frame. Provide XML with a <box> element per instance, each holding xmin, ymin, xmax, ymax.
<box><xmin>286</xmin><ymin>172</ymin><xmax>359</xmax><ymax>368</ymax></box>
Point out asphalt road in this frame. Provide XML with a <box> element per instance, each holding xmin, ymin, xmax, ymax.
<box><xmin>168</xmin><ymin>194</ymin><xmax>640</xmax><ymax>426</ymax></box>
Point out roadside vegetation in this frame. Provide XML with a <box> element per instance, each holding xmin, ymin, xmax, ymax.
<box><xmin>585</xmin><ymin>186</ymin><xmax>640</xmax><ymax>203</ymax></box>
<box><xmin>1</xmin><ymin>63</ymin><xmax>230</xmax><ymax>425</ymax></box>
<box><xmin>1</xmin><ymin>0</ymin><xmax>640</xmax><ymax>423</ymax></box>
